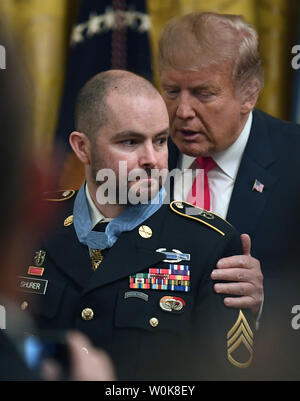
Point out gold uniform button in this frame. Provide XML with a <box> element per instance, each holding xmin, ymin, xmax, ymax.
<box><xmin>62</xmin><ymin>190</ymin><xmax>72</xmax><ymax>197</ymax></box>
<box><xmin>81</xmin><ymin>307</ymin><xmax>94</xmax><ymax>321</ymax></box>
<box><xmin>174</xmin><ymin>201</ymin><xmax>184</xmax><ymax>209</ymax></box>
<box><xmin>21</xmin><ymin>301</ymin><xmax>29</xmax><ymax>311</ymax></box>
<box><xmin>149</xmin><ymin>317</ymin><xmax>159</xmax><ymax>327</ymax></box>
<box><xmin>64</xmin><ymin>215</ymin><xmax>73</xmax><ymax>227</ymax></box>
<box><xmin>138</xmin><ymin>225</ymin><xmax>152</xmax><ymax>238</ymax></box>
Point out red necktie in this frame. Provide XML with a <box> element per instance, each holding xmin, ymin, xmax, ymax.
<box><xmin>186</xmin><ymin>157</ymin><xmax>216</xmax><ymax>210</ymax></box>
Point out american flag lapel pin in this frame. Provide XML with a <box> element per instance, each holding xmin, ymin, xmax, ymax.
<box><xmin>252</xmin><ymin>179</ymin><xmax>264</xmax><ymax>193</ymax></box>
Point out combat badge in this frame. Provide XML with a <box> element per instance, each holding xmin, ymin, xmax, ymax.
<box><xmin>159</xmin><ymin>295</ymin><xmax>185</xmax><ymax>313</ymax></box>
<box><xmin>156</xmin><ymin>248</ymin><xmax>190</xmax><ymax>263</ymax></box>
<box><xmin>227</xmin><ymin>310</ymin><xmax>254</xmax><ymax>368</ymax></box>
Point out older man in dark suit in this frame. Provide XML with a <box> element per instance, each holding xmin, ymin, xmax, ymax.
<box><xmin>158</xmin><ymin>12</ymin><xmax>300</xmax><ymax>379</ymax></box>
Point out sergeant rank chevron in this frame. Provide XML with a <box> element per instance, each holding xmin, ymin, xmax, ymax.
<box><xmin>227</xmin><ymin>310</ymin><xmax>254</xmax><ymax>368</ymax></box>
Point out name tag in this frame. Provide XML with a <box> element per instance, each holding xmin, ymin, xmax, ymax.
<box><xmin>17</xmin><ymin>276</ymin><xmax>48</xmax><ymax>295</ymax></box>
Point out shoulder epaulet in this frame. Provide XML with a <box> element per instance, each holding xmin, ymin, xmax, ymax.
<box><xmin>42</xmin><ymin>189</ymin><xmax>76</xmax><ymax>202</ymax></box>
<box><xmin>170</xmin><ymin>200</ymin><xmax>233</xmax><ymax>237</ymax></box>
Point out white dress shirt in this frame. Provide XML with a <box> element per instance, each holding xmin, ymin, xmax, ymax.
<box><xmin>174</xmin><ymin>112</ymin><xmax>253</xmax><ymax>219</ymax></box>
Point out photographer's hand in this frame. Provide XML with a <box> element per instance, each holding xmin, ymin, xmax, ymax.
<box><xmin>67</xmin><ymin>331</ymin><xmax>116</xmax><ymax>381</ymax></box>
<box><xmin>42</xmin><ymin>331</ymin><xmax>116</xmax><ymax>381</ymax></box>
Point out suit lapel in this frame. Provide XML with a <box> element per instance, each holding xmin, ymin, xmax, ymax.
<box><xmin>167</xmin><ymin>138</ymin><xmax>180</xmax><ymax>201</ymax></box>
<box><xmin>226</xmin><ymin>110</ymin><xmax>278</xmax><ymax>235</ymax></box>
<box><xmin>168</xmin><ymin>138</ymin><xmax>179</xmax><ymax>171</ymax></box>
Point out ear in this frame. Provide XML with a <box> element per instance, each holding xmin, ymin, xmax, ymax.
<box><xmin>69</xmin><ymin>131</ymin><xmax>91</xmax><ymax>165</ymax></box>
<box><xmin>240</xmin><ymin>79</ymin><xmax>260</xmax><ymax>115</ymax></box>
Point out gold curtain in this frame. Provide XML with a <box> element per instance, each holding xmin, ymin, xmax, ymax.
<box><xmin>255</xmin><ymin>0</ymin><xmax>289</xmax><ymax>119</ymax></box>
<box><xmin>0</xmin><ymin>0</ymin><xmax>77</xmax><ymax>151</ymax></box>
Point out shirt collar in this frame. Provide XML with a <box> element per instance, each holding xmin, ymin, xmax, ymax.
<box><xmin>180</xmin><ymin>112</ymin><xmax>252</xmax><ymax>179</ymax></box>
<box><xmin>85</xmin><ymin>183</ymin><xmax>113</xmax><ymax>228</ymax></box>
<box><xmin>213</xmin><ymin>112</ymin><xmax>252</xmax><ymax>179</ymax></box>
<box><xmin>74</xmin><ymin>182</ymin><xmax>166</xmax><ymax>250</ymax></box>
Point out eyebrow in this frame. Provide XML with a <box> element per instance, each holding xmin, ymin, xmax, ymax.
<box><xmin>192</xmin><ymin>83</ymin><xmax>220</xmax><ymax>92</ymax></box>
<box><xmin>162</xmin><ymin>82</ymin><xmax>220</xmax><ymax>91</ymax></box>
<box><xmin>155</xmin><ymin>128</ymin><xmax>170</xmax><ymax>137</ymax></box>
<box><xmin>112</xmin><ymin>128</ymin><xmax>170</xmax><ymax>141</ymax></box>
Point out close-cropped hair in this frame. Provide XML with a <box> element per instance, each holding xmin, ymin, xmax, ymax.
<box><xmin>158</xmin><ymin>12</ymin><xmax>264</xmax><ymax>93</ymax></box>
<box><xmin>74</xmin><ymin>72</ymin><xmax>112</xmax><ymax>141</ymax></box>
<box><xmin>75</xmin><ymin>69</ymin><xmax>160</xmax><ymax>141</ymax></box>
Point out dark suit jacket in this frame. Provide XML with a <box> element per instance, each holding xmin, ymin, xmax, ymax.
<box><xmin>168</xmin><ymin>108</ymin><xmax>300</xmax><ymax>379</ymax></box>
<box><xmin>17</xmin><ymin>196</ymin><xmax>255</xmax><ymax>381</ymax></box>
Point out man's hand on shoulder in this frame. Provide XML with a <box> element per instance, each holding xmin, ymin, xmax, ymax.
<box><xmin>210</xmin><ymin>234</ymin><xmax>264</xmax><ymax>316</ymax></box>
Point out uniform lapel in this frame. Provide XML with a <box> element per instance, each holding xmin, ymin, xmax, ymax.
<box><xmin>43</xmin><ymin>224</ymin><xmax>91</xmax><ymax>288</ymax></box>
<box><xmin>83</xmin><ymin>206</ymin><xmax>169</xmax><ymax>295</ymax></box>
<box><xmin>226</xmin><ymin>110</ymin><xmax>278</xmax><ymax>235</ymax></box>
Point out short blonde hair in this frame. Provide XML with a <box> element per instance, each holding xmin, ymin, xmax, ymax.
<box><xmin>158</xmin><ymin>12</ymin><xmax>264</xmax><ymax>93</ymax></box>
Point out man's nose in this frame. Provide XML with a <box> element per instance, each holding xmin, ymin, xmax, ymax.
<box><xmin>176</xmin><ymin>93</ymin><xmax>196</xmax><ymax>120</ymax></box>
<box><xmin>139</xmin><ymin>143</ymin><xmax>157</xmax><ymax>168</ymax></box>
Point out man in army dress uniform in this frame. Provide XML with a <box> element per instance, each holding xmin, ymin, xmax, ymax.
<box><xmin>19</xmin><ymin>70</ymin><xmax>255</xmax><ymax>380</ymax></box>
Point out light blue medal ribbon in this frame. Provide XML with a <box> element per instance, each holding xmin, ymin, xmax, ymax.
<box><xmin>73</xmin><ymin>183</ymin><xmax>166</xmax><ymax>250</ymax></box>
